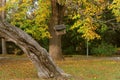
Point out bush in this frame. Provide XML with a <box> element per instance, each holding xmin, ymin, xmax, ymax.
<box><xmin>91</xmin><ymin>42</ymin><xmax>117</xmax><ymax>56</ymax></box>
<box><xmin>63</xmin><ymin>46</ymin><xmax>75</xmax><ymax>55</ymax></box>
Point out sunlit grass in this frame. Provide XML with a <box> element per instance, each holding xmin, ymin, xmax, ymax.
<box><xmin>0</xmin><ymin>55</ymin><xmax>120</xmax><ymax>80</ymax></box>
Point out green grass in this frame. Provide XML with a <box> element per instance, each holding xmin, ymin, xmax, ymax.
<box><xmin>0</xmin><ymin>55</ymin><xmax>120</xmax><ymax>80</ymax></box>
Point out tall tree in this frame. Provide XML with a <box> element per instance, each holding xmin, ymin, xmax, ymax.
<box><xmin>0</xmin><ymin>0</ymin><xmax>7</xmax><ymax>55</ymax></box>
<box><xmin>0</xmin><ymin>0</ymin><xmax>69</xmax><ymax>79</ymax></box>
<box><xmin>49</xmin><ymin>0</ymin><xmax>66</xmax><ymax>60</ymax></box>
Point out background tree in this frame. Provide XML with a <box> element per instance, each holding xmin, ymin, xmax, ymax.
<box><xmin>60</xmin><ymin>0</ymin><xmax>120</xmax><ymax>56</ymax></box>
<box><xmin>48</xmin><ymin>0</ymin><xmax>66</xmax><ymax>60</ymax></box>
<box><xmin>63</xmin><ymin>0</ymin><xmax>108</xmax><ymax>56</ymax></box>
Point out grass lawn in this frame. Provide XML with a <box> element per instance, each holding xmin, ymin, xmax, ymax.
<box><xmin>0</xmin><ymin>55</ymin><xmax>120</xmax><ymax>80</ymax></box>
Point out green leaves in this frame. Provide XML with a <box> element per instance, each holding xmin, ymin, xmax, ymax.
<box><xmin>5</xmin><ymin>0</ymin><xmax>120</xmax><ymax>42</ymax></box>
<box><xmin>77</xmin><ymin>18</ymin><xmax>100</xmax><ymax>41</ymax></box>
<box><xmin>57</xmin><ymin>0</ymin><xmax>66</xmax><ymax>5</ymax></box>
<box><xmin>68</xmin><ymin>0</ymin><xmax>108</xmax><ymax>41</ymax></box>
<box><xmin>109</xmin><ymin>0</ymin><xmax>120</xmax><ymax>22</ymax></box>
<box><xmin>6</xmin><ymin>0</ymin><xmax>51</xmax><ymax>40</ymax></box>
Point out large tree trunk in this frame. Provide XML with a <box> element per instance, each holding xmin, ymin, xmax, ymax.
<box><xmin>49</xmin><ymin>0</ymin><xmax>65</xmax><ymax>60</ymax></box>
<box><xmin>0</xmin><ymin>0</ymin><xmax>7</xmax><ymax>55</ymax></box>
<box><xmin>0</xmin><ymin>20</ymin><xmax>69</xmax><ymax>79</ymax></box>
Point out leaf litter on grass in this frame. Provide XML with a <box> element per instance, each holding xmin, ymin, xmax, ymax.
<box><xmin>0</xmin><ymin>55</ymin><xmax>120</xmax><ymax>80</ymax></box>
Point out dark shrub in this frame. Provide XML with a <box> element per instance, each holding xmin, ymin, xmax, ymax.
<box><xmin>91</xmin><ymin>42</ymin><xmax>117</xmax><ymax>56</ymax></box>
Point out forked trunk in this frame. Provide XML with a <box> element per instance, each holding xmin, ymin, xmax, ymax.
<box><xmin>0</xmin><ymin>20</ymin><xmax>69</xmax><ymax>79</ymax></box>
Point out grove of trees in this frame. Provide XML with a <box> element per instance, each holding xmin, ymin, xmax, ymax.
<box><xmin>0</xmin><ymin>0</ymin><xmax>120</xmax><ymax>79</ymax></box>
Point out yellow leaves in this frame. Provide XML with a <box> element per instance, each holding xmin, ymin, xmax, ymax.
<box><xmin>78</xmin><ymin>24</ymin><xmax>100</xmax><ymax>41</ymax></box>
<box><xmin>82</xmin><ymin>0</ymin><xmax>107</xmax><ymax>17</ymax></box>
<box><xmin>10</xmin><ymin>0</ymin><xmax>16</xmax><ymax>3</ymax></box>
<box><xmin>116</xmin><ymin>17</ymin><xmax>120</xmax><ymax>22</ymax></box>
<box><xmin>0</xmin><ymin>58</ymin><xmax>37</xmax><ymax>79</ymax></box>
<box><xmin>72</xmin><ymin>14</ymin><xmax>81</xmax><ymax>20</ymax></box>
<box><xmin>72</xmin><ymin>16</ymin><xmax>100</xmax><ymax>41</ymax></box>
<box><xmin>0</xmin><ymin>6</ymin><xmax>5</xmax><ymax>12</ymax></box>
<box><xmin>6</xmin><ymin>0</ymin><xmax>51</xmax><ymax>40</ymax></box>
<box><xmin>22</xmin><ymin>0</ymin><xmax>28</xmax><ymax>3</ymax></box>
<box><xmin>82</xmin><ymin>30</ymin><xmax>100</xmax><ymax>41</ymax></box>
<box><xmin>25</xmin><ymin>25</ymin><xmax>50</xmax><ymax>40</ymax></box>
<box><xmin>69</xmin><ymin>0</ymin><xmax>107</xmax><ymax>41</ymax></box>
<box><xmin>109</xmin><ymin>0</ymin><xmax>120</xmax><ymax>22</ymax></box>
<box><xmin>86</xmin><ymin>17</ymin><xmax>92</xmax><ymax>23</ymax></box>
<box><xmin>71</xmin><ymin>20</ymin><xmax>82</xmax><ymax>30</ymax></box>
<box><xmin>57</xmin><ymin>0</ymin><xmax>66</xmax><ymax>5</ymax></box>
<box><xmin>83</xmin><ymin>1</ymin><xmax>97</xmax><ymax>16</ymax></box>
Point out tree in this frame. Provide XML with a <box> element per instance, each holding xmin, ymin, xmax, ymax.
<box><xmin>48</xmin><ymin>0</ymin><xmax>66</xmax><ymax>60</ymax></box>
<box><xmin>65</xmin><ymin>0</ymin><xmax>110</xmax><ymax>56</ymax></box>
<box><xmin>0</xmin><ymin>0</ymin><xmax>7</xmax><ymax>55</ymax></box>
<box><xmin>0</xmin><ymin>0</ymin><xmax>69</xmax><ymax>79</ymax></box>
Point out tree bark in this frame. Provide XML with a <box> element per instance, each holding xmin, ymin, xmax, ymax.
<box><xmin>49</xmin><ymin>0</ymin><xmax>65</xmax><ymax>60</ymax></box>
<box><xmin>0</xmin><ymin>0</ymin><xmax>7</xmax><ymax>55</ymax></box>
<box><xmin>0</xmin><ymin>20</ymin><xmax>69</xmax><ymax>79</ymax></box>
<box><xmin>2</xmin><ymin>38</ymin><xmax>7</xmax><ymax>55</ymax></box>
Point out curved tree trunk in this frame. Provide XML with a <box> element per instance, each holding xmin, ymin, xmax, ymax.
<box><xmin>0</xmin><ymin>20</ymin><xmax>69</xmax><ymax>79</ymax></box>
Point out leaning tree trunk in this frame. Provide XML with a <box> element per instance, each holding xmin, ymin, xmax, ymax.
<box><xmin>49</xmin><ymin>0</ymin><xmax>65</xmax><ymax>60</ymax></box>
<box><xmin>0</xmin><ymin>19</ymin><xmax>69</xmax><ymax>79</ymax></box>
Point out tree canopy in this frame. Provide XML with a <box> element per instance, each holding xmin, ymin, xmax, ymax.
<box><xmin>0</xmin><ymin>0</ymin><xmax>120</xmax><ymax>56</ymax></box>
<box><xmin>5</xmin><ymin>0</ymin><xmax>51</xmax><ymax>40</ymax></box>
